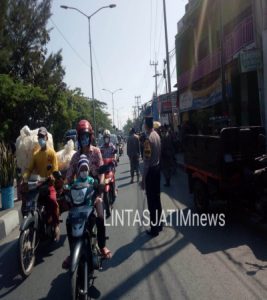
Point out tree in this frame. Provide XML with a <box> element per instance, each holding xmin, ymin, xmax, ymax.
<box><xmin>0</xmin><ymin>0</ymin><xmax>113</xmax><ymax>148</ymax></box>
<box><xmin>0</xmin><ymin>74</ymin><xmax>49</xmax><ymax>141</ymax></box>
<box><xmin>0</xmin><ymin>0</ymin><xmax>52</xmax><ymax>82</ymax></box>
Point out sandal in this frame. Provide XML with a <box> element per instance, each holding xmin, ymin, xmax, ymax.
<box><xmin>100</xmin><ymin>247</ymin><xmax>112</xmax><ymax>259</ymax></box>
<box><xmin>62</xmin><ymin>256</ymin><xmax>70</xmax><ymax>269</ymax></box>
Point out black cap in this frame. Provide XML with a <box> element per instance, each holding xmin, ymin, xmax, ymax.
<box><xmin>144</xmin><ymin>117</ymin><xmax>153</xmax><ymax>129</ymax></box>
<box><xmin>130</xmin><ymin>127</ymin><xmax>135</xmax><ymax>134</ymax></box>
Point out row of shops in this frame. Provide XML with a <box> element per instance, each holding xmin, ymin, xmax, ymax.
<box><xmin>140</xmin><ymin>0</ymin><xmax>267</xmax><ymax>135</ymax></box>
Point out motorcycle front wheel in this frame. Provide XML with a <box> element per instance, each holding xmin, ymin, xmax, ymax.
<box><xmin>71</xmin><ymin>259</ymin><xmax>87</xmax><ymax>300</ymax></box>
<box><xmin>18</xmin><ymin>226</ymin><xmax>37</xmax><ymax>277</ymax></box>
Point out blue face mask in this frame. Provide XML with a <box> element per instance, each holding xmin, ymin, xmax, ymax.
<box><xmin>80</xmin><ymin>135</ymin><xmax>90</xmax><ymax>147</ymax></box>
<box><xmin>38</xmin><ymin>138</ymin><xmax>46</xmax><ymax>148</ymax></box>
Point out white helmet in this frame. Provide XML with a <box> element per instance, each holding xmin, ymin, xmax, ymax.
<box><xmin>103</xmin><ymin>129</ymin><xmax>111</xmax><ymax>137</ymax></box>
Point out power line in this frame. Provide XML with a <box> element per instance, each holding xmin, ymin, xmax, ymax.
<box><xmin>92</xmin><ymin>44</ymin><xmax>106</xmax><ymax>100</ymax></box>
<box><xmin>149</xmin><ymin>0</ymin><xmax>153</xmax><ymax>61</ymax></box>
<box><xmin>50</xmin><ymin>18</ymin><xmax>90</xmax><ymax>69</ymax></box>
<box><xmin>156</xmin><ymin>11</ymin><xmax>164</xmax><ymax>60</ymax></box>
<box><xmin>153</xmin><ymin>0</ymin><xmax>159</xmax><ymax>59</ymax></box>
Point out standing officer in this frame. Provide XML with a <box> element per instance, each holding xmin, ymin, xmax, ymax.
<box><xmin>127</xmin><ymin>128</ymin><xmax>140</xmax><ymax>183</ymax></box>
<box><xmin>140</xmin><ymin>117</ymin><xmax>162</xmax><ymax>237</ymax></box>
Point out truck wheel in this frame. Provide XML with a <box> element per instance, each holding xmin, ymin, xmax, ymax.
<box><xmin>193</xmin><ymin>180</ymin><xmax>209</xmax><ymax>213</ymax></box>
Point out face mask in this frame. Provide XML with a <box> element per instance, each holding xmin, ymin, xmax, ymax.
<box><xmin>38</xmin><ymin>138</ymin><xmax>46</xmax><ymax>148</ymax></box>
<box><xmin>80</xmin><ymin>171</ymin><xmax>89</xmax><ymax>179</ymax></box>
<box><xmin>104</xmin><ymin>137</ymin><xmax>110</xmax><ymax>144</ymax></box>
<box><xmin>80</xmin><ymin>135</ymin><xmax>90</xmax><ymax>147</ymax></box>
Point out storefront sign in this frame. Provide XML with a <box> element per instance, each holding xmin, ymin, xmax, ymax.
<box><xmin>240</xmin><ymin>49</ymin><xmax>262</xmax><ymax>73</ymax></box>
<box><xmin>158</xmin><ymin>91</ymin><xmax>178</xmax><ymax>113</ymax></box>
<box><xmin>179</xmin><ymin>79</ymin><xmax>222</xmax><ymax>112</ymax></box>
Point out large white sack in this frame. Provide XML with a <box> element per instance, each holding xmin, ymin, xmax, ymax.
<box><xmin>16</xmin><ymin>125</ymin><xmax>54</xmax><ymax>173</ymax></box>
<box><xmin>56</xmin><ymin>140</ymin><xmax>76</xmax><ymax>171</ymax></box>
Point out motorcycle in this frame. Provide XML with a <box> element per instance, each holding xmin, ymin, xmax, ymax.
<box><xmin>98</xmin><ymin>158</ymin><xmax>116</xmax><ymax>218</ymax></box>
<box><xmin>118</xmin><ymin>143</ymin><xmax>123</xmax><ymax>156</ymax></box>
<box><xmin>64</xmin><ymin>181</ymin><xmax>104</xmax><ymax>300</ymax></box>
<box><xmin>18</xmin><ymin>172</ymin><xmax>63</xmax><ymax>277</ymax></box>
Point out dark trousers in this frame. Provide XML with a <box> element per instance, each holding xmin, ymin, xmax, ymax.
<box><xmin>22</xmin><ymin>183</ymin><xmax>59</xmax><ymax>225</ymax></box>
<box><xmin>145</xmin><ymin>165</ymin><xmax>162</xmax><ymax>232</ymax></box>
<box><xmin>129</xmin><ymin>155</ymin><xmax>140</xmax><ymax>178</ymax></box>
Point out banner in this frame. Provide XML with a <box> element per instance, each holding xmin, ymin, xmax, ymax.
<box><xmin>179</xmin><ymin>79</ymin><xmax>222</xmax><ymax>112</ymax></box>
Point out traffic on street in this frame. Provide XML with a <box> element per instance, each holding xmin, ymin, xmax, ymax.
<box><xmin>1</xmin><ymin>152</ymin><xmax>267</xmax><ymax>299</ymax></box>
<box><xmin>2</xmin><ymin>1</ymin><xmax>267</xmax><ymax>299</ymax></box>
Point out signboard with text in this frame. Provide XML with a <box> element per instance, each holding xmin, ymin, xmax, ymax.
<box><xmin>239</xmin><ymin>49</ymin><xmax>262</xmax><ymax>73</ymax></box>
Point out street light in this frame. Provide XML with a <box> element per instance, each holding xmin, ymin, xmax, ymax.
<box><xmin>60</xmin><ymin>4</ymin><xmax>116</xmax><ymax>132</ymax></box>
<box><xmin>116</xmin><ymin>106</ymin><xmax>124</xmax><ymax>130</ymax></box>
<box><xmin>102</xmin><ymin>88</ymin><xmax>123</xmax><ymax>127</ymax></box>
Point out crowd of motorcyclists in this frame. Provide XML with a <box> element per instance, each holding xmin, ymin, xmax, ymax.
<box><xmin>18</xmin><ymin>118</ymin><xmax>180</xmax><ymax>276</ymax></box>
<box><xmin>20</xmin><ymin>120</ymin><xmax>127</xmax><ymax>271</ymax></box>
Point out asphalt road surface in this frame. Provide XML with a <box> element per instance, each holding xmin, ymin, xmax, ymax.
<box><xmin>1</xmin><ymin>153</ymin><xmax>267</xmax><ymax>299</ymax></box>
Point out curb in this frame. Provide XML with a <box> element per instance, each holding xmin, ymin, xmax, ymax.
<box><xmin>0</xmin><ymin>202</ymin><xmax>22</xmax><ymax>241</ymax></box>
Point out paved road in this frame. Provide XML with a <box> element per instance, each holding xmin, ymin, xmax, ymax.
<box><xmin>1</xmin><ymin>154</ymin><xmax>267</xmax><ymax>299</ymax></box>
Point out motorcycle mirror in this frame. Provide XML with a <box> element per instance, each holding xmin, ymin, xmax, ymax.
<box><xmin>53</xmin><ymin>171</ymin><xmax>62</xmax><ymax>179</ymax></box>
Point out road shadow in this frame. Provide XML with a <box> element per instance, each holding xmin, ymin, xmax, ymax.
<box><xmin>117</xmin><ymin>182</ymin><xmax>133</xmax><ymax>189</ymax></box>
<box><xmin>103</xmin><ymin>232</ymin><xmax>150</xmax><ymax>271</ymax></box>
<box><xmin>120</xmin><ymin>170</ymin><xmax>130</xmax><ymax>174</ymax></box>
<box><xmin>0</xmin><ymin>240</ymin><xmax>24</xmax><ymax>299</ymax></box>
<box><xmin>100</xmin><ymin>229</ymin><xmax>188</xmax><ymax>300</ymax></box>
<box><xmin>38</xmin><ymin>271</ymin><xmax>71</xmax><ymax>300</ymax></box>
<box><xmin>35</xmin><ymin>234</ymin><xmax>67</xmax><ymax>266</ymax></box>
<box><xmin>116</xmin><ymin>176</ymin><xmax>131</xmax><ymax>182</ymax></box>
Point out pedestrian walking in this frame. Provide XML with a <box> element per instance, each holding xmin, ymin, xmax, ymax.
<box><xmin>127</xmin><ymin>128</ymin><xmax>140</xmax><ymax>183</ymax></box>
<box><xmin>140</xmin><ymin>117</ymin><xmax>162</xmax><ymax>237</ymax></box>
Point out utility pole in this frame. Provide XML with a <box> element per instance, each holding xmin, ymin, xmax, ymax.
<box><xmin>163</xmin><ymin>0</ymin><xmax>173</xmax><ymax>121</ymax></box>
<box><xmin>150</xmin><ymin>61</ymin><xmax>161</xmax><ymax>97</ymax></box>
<box><xmin>163</xmin><ymin>0</ymin><xmax>172</xmax><ymax>97</ymax></box>
<box><xmin>132</xmin><ymin>106</ymin><xmax>137</xmax><ymax>120</ymax></box>
<box><xmin>163</xmin><ymin>59</ymin><xmax>168</xmax><ymax>94</ymax></box>
<box><xmin>219</xmin><ymin>0</ymin><xmax>228</xmax><ymax>115</ymax></box>
<box><xmin>135</xmin><ymin>96</ymin><xmax>141</xmax><ymax>118</ymax></box>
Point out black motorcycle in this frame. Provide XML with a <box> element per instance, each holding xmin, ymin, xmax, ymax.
<box><xmin>65</xmin><ymin>182</ymin><xmax>104</xmax><ymax>300</ymax></box>
<box><xmin>18</xmin><ymin>173</ymin><xmax>62</xmax><ymax>277</ymax></box>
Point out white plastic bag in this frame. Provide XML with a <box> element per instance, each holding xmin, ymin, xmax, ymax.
<box><xmin>56</xmin><ymin>140</ymin><xmax>76</xmax><ymax>171</ymax></box>
<box><xmin>15</xmin><ymin>125</ymin><xmax>54</xmax><ymax>173</ymax></box>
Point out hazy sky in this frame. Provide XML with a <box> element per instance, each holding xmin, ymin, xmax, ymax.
<box><xmin>47</xmin><ymin>0</ymin><xmax>186</xmax><ymax>128</ymax></box>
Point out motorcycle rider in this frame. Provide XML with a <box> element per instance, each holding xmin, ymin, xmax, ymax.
<box><xmin>100</xmin><ymin>129</ymin><xmax>117</xmax><ymax>160</ymax></box>
<box><xmin>100</xmin><ymin>129</ymin><xmax>118</xmax><ymax>206</ymax></box>
<box><xmin>22</xmin><ymin>127</ymin><xmax>60</xmax><ymax>241</ymax></box>
<box><xmin>63</xmin><ymin>120</ymin><xmax>112</xmax><ymax>268</ymax></box>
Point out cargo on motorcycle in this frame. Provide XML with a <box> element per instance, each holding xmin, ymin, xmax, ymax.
<box><xmin>18</xmin><ymin>127</ymin><xmax>63</xmax><ymax>277</ymax></box>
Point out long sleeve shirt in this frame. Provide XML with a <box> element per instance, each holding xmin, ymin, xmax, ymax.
<box><xmin>142</xmin><ymin>129</ymin><xmax>161</xmax><ymax>180</ymax></box>
<box><xmin>100</xmin><ymin>143</ymin><xmax>116</xmax><ymax>159</ymax></box>
<box><xmin>23</xmin><ymin>147</ymin><xmax>58</xmax><ymax>181</ymax></box>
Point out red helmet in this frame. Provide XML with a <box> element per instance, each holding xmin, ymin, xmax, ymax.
<box><xmin>76</xmin><ymin>120</ymin><xmax>93</xmax><ymax>136</ymax></box>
